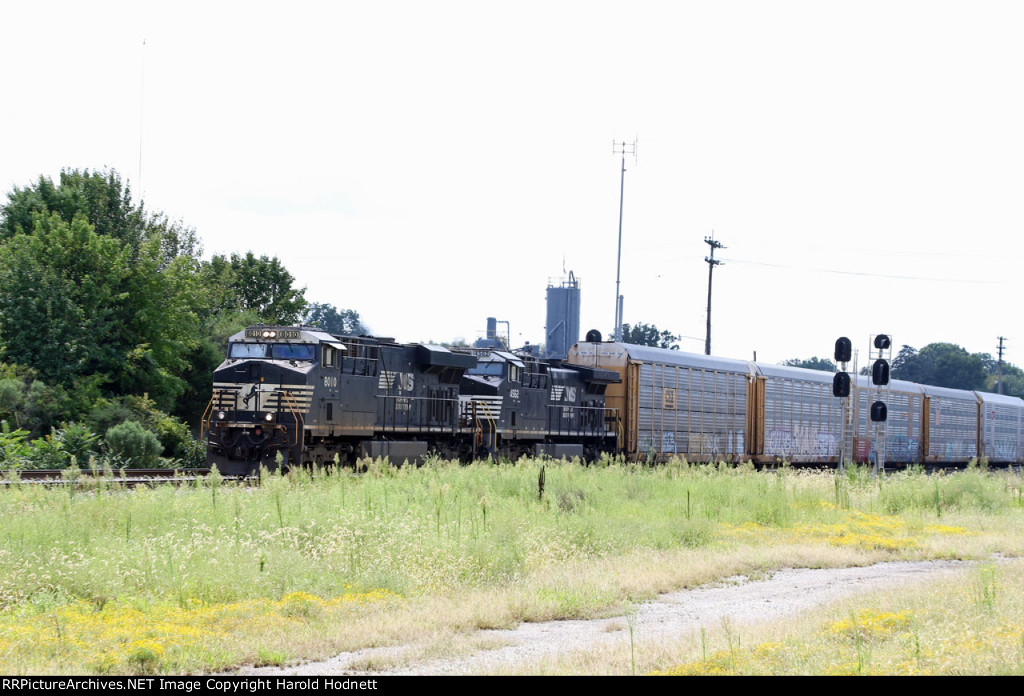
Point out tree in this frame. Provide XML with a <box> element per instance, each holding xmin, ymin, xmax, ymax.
<box><xmin>0</xmin><ymin>212</ymin><xmax>131</xmax><ymax>389</ymax></box>
<box><xmin>0</xmin><ymin>169</ymin><xmax>203</xmax><ymax>415</ymax></box>
<box><xmin>889</xmin><ymin>343</ymin><xmax>989</xmax><ymax>391</ymax></box>
<box><xmin>987</xmin><ymin>363</ymin><xmax>1024</xmax><ymax>399</ymax></box>
<box><xmin>1</xmin><ymin>169</ymin><xmax>144</xmax><ymax>246</ymax></box>
<box><xmin>890</xmin><ymin>345</ymin><xmax>918</xmax><ymax>379</ymax></box>
<box><xmin>303</xmin><ymin>303</ymin><xmax>366</xmax><ymax>335</ymax></box>
<box><xmin>208</xmin><ymin>252</ymin><xmax>307</xmax><ymax>325</ymax></box>
<box><xmin>781</xmin><ymin>357</ymin><xmax>836</xmax><ymax>372</ymax></box>
<box><xmin>619</xmin><ymin>323</ymin><xmax>680</xmax><ymax>350</ymax></box>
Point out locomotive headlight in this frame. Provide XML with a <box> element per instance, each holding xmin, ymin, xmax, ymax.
<box><xmin>216</xmin><ymin>411</ymin><xmax>226</xmax><ymax>420</ymax></box>
<box><xmin>264</xmin><ymin>413</ymin><xmax>274</xmax><ymax>422</ymax></box>
<box><xmin>261</xmin><ymin>330</ymin><xmax>277</xmax><ymax>338</ymax></box>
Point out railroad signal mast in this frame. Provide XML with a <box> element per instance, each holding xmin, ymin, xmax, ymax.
<box><xmin>869</xmin><ymin>334</ymin><xmax>892</xmax><ymax>475</ymax></box>
<box><xmin>833</xmin><ymin>337</ymin><xmax>853</xmax><ymax>473</ymax></box>
<box><xmin>833</xmin><ymin>334</ymin><xmax>891</xmax><ymax>474</ymax></box>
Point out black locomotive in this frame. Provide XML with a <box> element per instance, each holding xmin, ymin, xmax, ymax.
<box><xmin>203</xmin><ymin>325</ymin><xmax>621</xmax><ymax>475</ymax></box>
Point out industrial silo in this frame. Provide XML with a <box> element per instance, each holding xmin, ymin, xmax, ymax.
<box><xmin>545</xmin><ymin>272</ymin><xmax>581</xmax><ymax>360</ymax></box>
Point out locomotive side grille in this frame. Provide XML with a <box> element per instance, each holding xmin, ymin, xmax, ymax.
<box><xmin>460</xmin><ymin>395</ymin><xmax>503</xmax><ymax>419</ymax></box>
<box><xmin>212</xmin><ymin>383</ymin><xmax>315</xmax><ymax>414</ymax></box>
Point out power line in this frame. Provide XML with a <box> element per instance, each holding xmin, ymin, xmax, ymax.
<box><xmin>995</xmin><ymin>337</ymin><xmax>1003</xmax><ymax>397</ymax></box>
<box><xmin>704</xmin><ymin>234</ymin><xmax>725</xmax><ymax>356</ymax></box>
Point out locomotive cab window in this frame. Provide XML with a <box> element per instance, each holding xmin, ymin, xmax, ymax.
<box><xmin>228</xmin><ymin>342</ymin><xmax>316</xmax><ymax>361</ymax></box>
<box><xmin>322</xmin><ymin>344</ymin><xmax>343</xmax><ymax>368</ymax></box>
<box><xmin>468</xmin><ymin>362</ymin><xmax>504</xmax><ymax>377</ymax></box>
<box><xmin>273</xmin><ymin>343</ymin><xmax>315</xmax><ymax>361</ymax></box>
<box><xmin>229</xmin><ymin>342</ymin><xmax>268</xmax><ymax>359</ymax></box>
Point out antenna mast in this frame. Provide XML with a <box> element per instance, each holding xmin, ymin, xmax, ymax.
<box><xmin>137</xmin><ymin>38</ymin><xmax>146</xmax><ymax>196</ymax></box>
<box><xmin>612</xmin><ymin>139</ymin><xmax>637</xmax><ymax>342</ymax></box>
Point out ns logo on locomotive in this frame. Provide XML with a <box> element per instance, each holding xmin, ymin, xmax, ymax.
<box><xmin>203</xmin><ymin>325</ymin><xmax>622</xmax><ymax>475</ymax></box>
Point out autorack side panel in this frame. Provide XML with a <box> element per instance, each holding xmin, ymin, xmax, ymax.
<box><xmin>849</xmin><ymin>377</ymin><xmax>924</xmax><ymax>464</ymax></box>
<box><xmin>621</xmin><ymin>345</ymin><xmax>753</xmax><ymax>462</ymax></box>
<box><xmin>921</xmin><ymin>384</ymin><xmax>978</xmax><ymax>462</ymax></box>
<box><xmin>754</xmin><ymin>364</ymin><xmax>842</xmax><ymax>464</ymax></box>
<box><xmin>975</xmin><ymin>391</ymin><xmax>1024</xmax><ymax>463</ymax></box>
<box><xmin>881</xmin><ymin>380</ymin><xmax>924</xmax><ymax>463</ymax></box>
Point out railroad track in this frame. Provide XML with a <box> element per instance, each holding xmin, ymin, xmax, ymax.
<box><xmin>0</xmin><ymin>468</ymin><xmax>226</xmax><ymax>487</ymax></box>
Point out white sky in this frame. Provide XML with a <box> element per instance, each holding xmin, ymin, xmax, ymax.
<box><xmin>2</xmin><ymin>1</ymin><xmax>1022</xmax><ymax>366</ymax></box>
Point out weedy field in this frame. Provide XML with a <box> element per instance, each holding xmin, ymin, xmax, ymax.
<box><xmin>0</xmin><ymin>457</ymin><xmax>1022</xmax><ymax>675</ymax></box>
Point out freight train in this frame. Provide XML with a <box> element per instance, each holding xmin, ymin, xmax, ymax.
<box><xmin>566</xmin><ymin>341</ymin><xmax>1024</xmax><ymax>466</ymax></box>
<box><xmin>203</xmin><ymin>325</ymin><xmax>621</xmax><ymax>475</ymax></box>
<box><xmin>204</xmin><ymin>325</ymin><xmax>1024</xmax><ymax>474</ymax></box>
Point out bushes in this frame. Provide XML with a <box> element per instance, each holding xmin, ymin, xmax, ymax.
<box><xmin>0</xmin><ymin>413</ymin><xmax>202</xmax><ymax>470</ymax></box>
<box><xmin>105</xmin><ymin>421</ymin><xmax>162</xmax><ymax>468</ymax></box>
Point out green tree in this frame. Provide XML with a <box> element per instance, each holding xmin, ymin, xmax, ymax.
<box><xmin>619</xmin><ymin>323</ymin><xmax>680</xmax><ymax>350</ymax></box>
<box><xmin>987</xmin><ymin>363</ymin><xmax>1024</xmax><ymax>399</ymax></box>
<box><xmin>0</xmin><ymin>170</ymin><xmax>201</xmax><ymax>411</ymax></box>
<box><xmin>221</xmin><ymin>252</ymin><xmax>307</xmax><ymax>325</ymax></box>
<box><xmin>890</xmin><ymin>343</ymin><xmax>989</xmax><ymax>391</ymax></box>
<box><xmin>303</xmin><ymin>303</ymin><xmax>366</xmax><ymax>335</ymax></box>
<box><xmin>2</xmin><ymin>170</ymin><xmax>144</xmax><ymax>246</ymax></box>
<box><xmin>0</xmin><ymin>212</ymin><xmax>129</xmax><ymax>389</ymax></box>
<box><xmin>105</xmin><ymin>420</ymin><xmax>162</xmax><ymax>468</ymax></box>
<box><xmin>781</xmin><ymin>357</ymin><xmax>837</xmax><ymax>372</ymax></box>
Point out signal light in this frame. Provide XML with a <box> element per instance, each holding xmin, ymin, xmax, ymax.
<box><xmin>834</xmin><ymin>337</ymin><xmax>852</xmax><ymax>363</ymax></box>
<box><xmin>874</xmin><ymin>334</ymin><xmax>891</xmax><ymax>350</ymax></box>
<box><xmin>871</xmin><ymin>401</ymin><xmax>888</xmax><ymax>422</ymax></box>
<box><xmin>832</xmin><ymin>372</ymin><xmax>851</xmax><ymax>398</ymax></box>
<box><xmin>872</xmin><ymin>359</ymin><xmax>890</xmax><ymax>385</ymax></box>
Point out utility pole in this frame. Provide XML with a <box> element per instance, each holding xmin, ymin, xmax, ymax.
<box><xmin>997</xmin><ymin>336</ymin><xmax>1007</xmax><ymax>394</ymax></box>
<box><xmin>612</xmin><ymin>140</ymin><xmax>636</xmax><ymax>342</ymax></box>
<box><xmin>704</xmin><ymin>234</ymin><xmax>725</xmax><ymax>356</ymax></box>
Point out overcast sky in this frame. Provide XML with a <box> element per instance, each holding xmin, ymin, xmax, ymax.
<box><xmin>2</xmin><ymin>1</ymin><xmax>1022</xmax><ymax>366</ymax></box>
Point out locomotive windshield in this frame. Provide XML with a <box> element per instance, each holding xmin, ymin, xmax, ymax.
<box><xmin>467</xmin><ymin>362</ymin><xmax>504</xmax><ymax>377</ymax></box>
<box><xmin>229</xmin><ymin>342</ymin><xmax>316</xmax><ymax>361</ymax></box>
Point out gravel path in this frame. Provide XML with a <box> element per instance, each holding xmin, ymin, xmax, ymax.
<box><xmin>241</xmin><ymin>560</ymin><xmax>971</xmax><ymax>676</ymax></box>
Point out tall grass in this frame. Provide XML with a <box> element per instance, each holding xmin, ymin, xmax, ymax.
<box><xmin>0</xmin><ymin>458</ymin><xmax>1022</xmax><ymax>673</ymax></box>
<box><xmin>640</xmin><ymin>559</ymin><xmax>1024</xmax><ymax>676</ymax></box>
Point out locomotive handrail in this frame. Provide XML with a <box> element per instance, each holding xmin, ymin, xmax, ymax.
<box><xmin>278</xmin><ymin>390</ymin><xmax>305</xmax><ymax>449</ymax></box>
<box><xmin>377</xmin><ymin>393</ymin><xmax>463</xmax><ymax>433</ymax></box>
<box><xmin>545</xmin><ymin>404</ymin><xmax>620</xmax><ymax>438</ymax></box>
<box><xmin>200</xmin><ymin>395</ymin><xmax>214</xmax><ymax>444</ymax></box>
<box><xmin>470</xmin><ymin>401</ymin><xmax>497</xmax><ymax>453</ymax></box>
